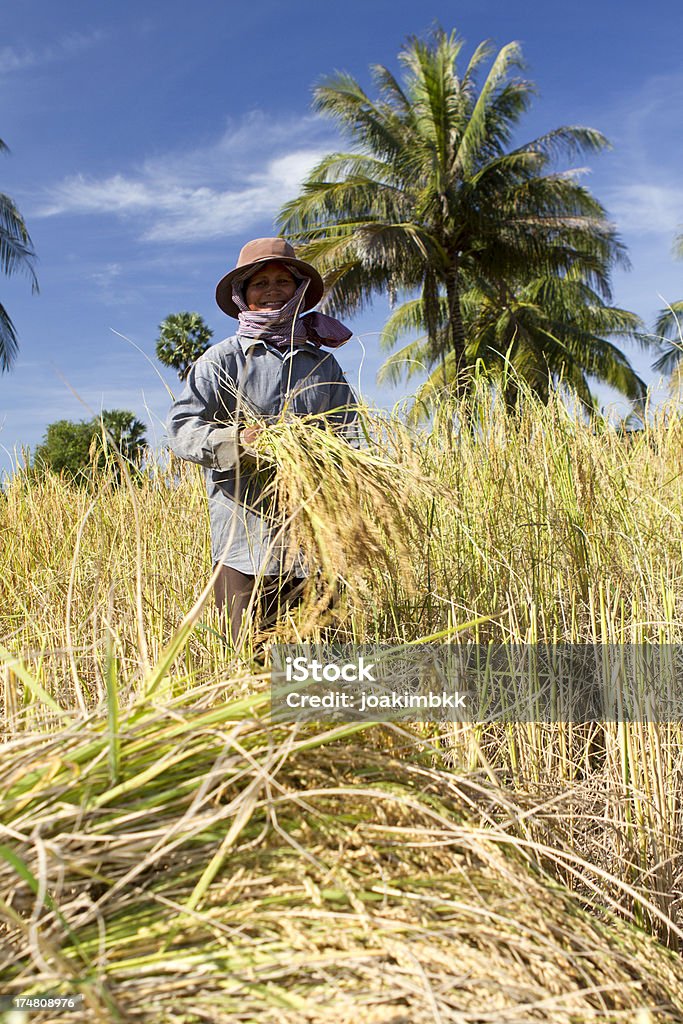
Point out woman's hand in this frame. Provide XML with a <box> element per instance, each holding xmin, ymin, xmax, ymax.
<box><xmin>240</xmin><ymin>424</ymin><xmax>272</xmax><ymax>463</ymax></box>
<box><xmin>241</xmin><ymin>424</ymin><xmax>263</xmax><ymax>447</ymax></box>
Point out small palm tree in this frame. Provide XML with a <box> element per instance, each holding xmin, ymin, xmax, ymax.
<box><xmin>279</xmin><ymin>27</ymin><xmax>639</xmax><ymax>404</ymax></box>
<box><xmin>97</xmin><ymin>409</ymin><xmax>147</xmax><ymax>463</ymax></box>
<box><xmin>156</xmin><ymin>312</ymin><xmax>212</xmax><ymax>380</ymax></box>
<box><xmin>652</xmin><ymin>233</ymin><xmax>683</xmax><ymax>382</ymax></box>
<box><xmin>1</xmin><ymin>137</ymin><xmax>38</xmax><ymax>372</ymax></box>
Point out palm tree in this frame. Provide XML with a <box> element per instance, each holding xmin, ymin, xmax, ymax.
<box><xmin>1</xmin><ymin>137</ymin><xmax>38</xmax><ymax>372</ymax></box>
<box><xmin>378</xmin><ymin>270</ymin><xmax>647</xmax><ymax>415</ymax></box>
<box><xmin>279</xmin><ymin>28</ymin><xmax>642</xmax><ymax>404</ymax></box>
<box><xmin>652</xmin><ymin>233</ymin><xmax>683</xmax><ymax>382</ymax></box>
<box><xmin>97</xmin><ymin>409</ymin><xmax>147</xmax><ymax>463</ymax></box>
<box><xmin>156</xmin><ymin>311</ymin><xmax>212</xmax><ymax>380</ymax></box>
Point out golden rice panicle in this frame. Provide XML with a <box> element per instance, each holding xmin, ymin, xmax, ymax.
<box><xmin>255</xmin><ymin>410</ymin><xmax>431</xmax><ymax>596</ymax></box>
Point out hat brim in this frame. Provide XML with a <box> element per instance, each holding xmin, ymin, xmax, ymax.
<box><xmin>215</xmin><ymin>256</ymin><xmax>325</xmax><ymax>318</ymax></box>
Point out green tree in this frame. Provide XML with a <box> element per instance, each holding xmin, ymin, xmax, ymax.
<box><xmin>33</xmin><ymin>410</ymin><xmax>147</xmax><ymax>483</ymax></box>
<box><xmin>652</xmin><ymin>233</ymin><xmax>683</xmax><ymax>380</ymax></box>
<box><xmin>378</xmin><ymin>271</ymin><xmax>647</xmax><ymax>415</ymax></box>
<box><xmin>1</xmin><ymin>138</ymin><xmax>38</xmax><ymax>372</ymax></box>
<box><xmin>33</xmin><ymin>419</ymin><xmax>94</xmax><ymax>478</ymax></box>
<box><xmin>95</xmin><ymin>409</ymin><xmax>148</xmax><ymax>463</ymax></box>
<box><xmin>156</xmin><ymin>312</ymin><xmax>212</xmax><ymax>380</ymax></box>
<box><xmin>279</xmin><ymin>27</ymin><xmax>644</xmax><ymax>405</ymax></box>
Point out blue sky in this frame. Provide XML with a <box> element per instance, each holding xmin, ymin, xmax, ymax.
<box><xmin>1</xmin><ymin>0</ymin><xmax>682</xmax><ymax>476</ymax></box>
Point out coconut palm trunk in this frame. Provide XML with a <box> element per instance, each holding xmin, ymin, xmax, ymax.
<box><xmin>445</xmin><ymin>266</ymin><xmax>468</xmax><ymax>393</ymax></box>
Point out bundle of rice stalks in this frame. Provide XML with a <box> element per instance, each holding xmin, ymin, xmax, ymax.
<box><xmin>2</xmin><ymin>682</ymin><xmax>683</xmax><ymax>1022</ymax></box>
<box><xmin>252</xmin><ymin>411</ymin><xmax>430</xmax><ymax>601</ymax></box>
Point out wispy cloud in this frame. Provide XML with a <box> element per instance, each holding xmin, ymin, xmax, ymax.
<box><xmin>615</xmin><ymin>71</ymin><xmax>683</xmax><ymax>160</ymax></box>
<box><xmin>0</xmin><ymin>30</ymin><xmax>107</xmax><ymax>74</ymax></box>
<box><xmin>39</xmin><ymin>151</ymin><xmax>326</xmax><ymax>241</ymax></box>
<box><xmin>596</xmin><ymin>70</ymin><xmax>683</xmax><ymax>241</ymax></box>
<box><xmin>35</xmin><ymin>113</ymin><xmax>335</xmax><ymax>243</ymax></box>
<box><xmin>605</xmin><ymin>183</ymin><xmax>683</xmax><ymax>236</ymax></box>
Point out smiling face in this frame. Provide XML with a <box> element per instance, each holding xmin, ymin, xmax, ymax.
<box><xmin>244</xmin><ymin>261</ymin><xmax>298</xmax><ymax>312</ymax></box>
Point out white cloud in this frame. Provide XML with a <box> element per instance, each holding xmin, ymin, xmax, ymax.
<box><xmin>89</xmin><ymin>262</ymin><xmax>125</xmax><ymax>302</ymax></box>
<box><xmin>0</xmin><ymin>31</ymin><xmax>107</xmax><ymax>73</ymax></box>
<box><xmin>606</xmin><ymin>183</ymin><xmax>683</xmax><ymax>236</ymax></box>
<box><xmin>35</xmin><ymin>113</ymin><xmax>335</xmax><ymax>244</ymax></box>
<box><xmin>146</xmin><ymin>150</ymin><xmax>328</xmax><ymax>242</ymax></box>
<box><xmin>595</xmin><ymin>70</ymin><xmax>683</xmax><ymax>241</ymax></box>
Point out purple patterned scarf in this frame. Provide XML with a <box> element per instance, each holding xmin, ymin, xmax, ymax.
<box><xmin>232</xmin><ymin>269</ymin><xmax>352</xmax><ymax>350</ymax></box>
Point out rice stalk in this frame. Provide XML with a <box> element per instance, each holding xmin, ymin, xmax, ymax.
<box><xmin>2</xmin><ymin>685</ymin><xmax>683</xmax><ymax>1022</ymax></box>
<box><xmin>252</xmin><ymin>410</ymin><xmax>431</xmax><ymax>602</ymax></box>
<box><xmin>3</xmin><ymin>380</ymin><xmax>683</xmax><ymax>977</ymax></box>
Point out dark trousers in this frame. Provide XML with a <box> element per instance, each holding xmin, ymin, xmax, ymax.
<box><xmin>213</xmin><ymin>564</ymin><xmax>304</xmax><ymax>648</ymax></box>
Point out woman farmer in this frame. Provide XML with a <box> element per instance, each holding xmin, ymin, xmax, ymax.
<box><xmin>166</xmin><ymin>237</ymin><xmax>357</xmax><ymax>647</ymax></box>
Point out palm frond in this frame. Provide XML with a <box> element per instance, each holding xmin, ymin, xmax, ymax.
<box><xmin>377</xmin><ymin>336</ymin><xmax>432</xmax><ymax>386</ymax></box>
<box><xmin>0</xmin><ymin>193</ymin><xmax>38</xmax><ymax>289</ymax></box>
<box><xmin>380</xmin><ymin>298</ymin><xmax>431</xmax><ymax>350</ymax></box>
<box><xmin>652</xmin><ymin>302</ymin><xmax>683</xmax><ymax>374</ymax></box>
<box><xmin>0</xmin><ymin>302</ymin><xmax>18</xmax><ymax>372</ymax></box>
<box><xmin>455</xmin><ymin>41</ymin><xmax>530</xmax><ymax>176</ymax></box>
<box><xmin>277</xmin><ymin>28</ymin><xmax>634</xmax><ymax>407</ymax></box>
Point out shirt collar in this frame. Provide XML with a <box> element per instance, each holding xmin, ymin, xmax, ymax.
<box><xmin>237</xmin><ymin>334</ymin><xmax>320</xmax><ymax>356</ymax></box>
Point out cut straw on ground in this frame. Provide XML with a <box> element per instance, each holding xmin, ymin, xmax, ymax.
<box><xmin>3</xmin><ymin>381</ymin><xmax>683</xmax><ymax>1019</ymax></box>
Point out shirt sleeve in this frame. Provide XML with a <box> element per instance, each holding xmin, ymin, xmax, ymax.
<box><xmin>166</xmin><ymin>351</ymin><xmax>242</xmax><ymax>470</ymax></box>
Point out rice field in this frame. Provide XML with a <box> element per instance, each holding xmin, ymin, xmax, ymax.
<box><xmin>2</xmin><ymin>381</ymin><xmax>683</xmax><ymax>1021</ymax></box>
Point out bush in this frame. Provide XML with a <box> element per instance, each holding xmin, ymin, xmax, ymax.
<box><xmin>32</xmin><ymin>410</ymin><xmax>147</xmax><ymax>484</ymax></box>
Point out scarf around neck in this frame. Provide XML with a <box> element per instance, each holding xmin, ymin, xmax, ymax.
<box><xmin>232</xmin><ymin>271</ymin><xmax>352</xmax><ymax>351</ymax></box>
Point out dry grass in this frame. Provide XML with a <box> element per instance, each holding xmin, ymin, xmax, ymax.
<box><xmin>3</xmin><ymin>383</ymin><xmax>683</xmax><ymax>1019</ymax></box>
<box><xmin>2</xmin><ymin>684</ymin><xmax>683</xmax><ymax>1022</ymax></box>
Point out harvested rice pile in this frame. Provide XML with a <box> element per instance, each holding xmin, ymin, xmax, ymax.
<box><xmin>2</xmin><ymin>682</ymin><xmax>683</xmax><ymax>1023</ymax></box>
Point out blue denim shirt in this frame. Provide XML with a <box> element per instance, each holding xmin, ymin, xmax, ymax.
<box><xmin>166</xmin><ymin>334</ymin><xmax>357</xmax><ymax>574</ymax></box>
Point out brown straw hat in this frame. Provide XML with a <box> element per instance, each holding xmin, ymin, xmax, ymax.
<box><xmin>215</xmin><ymin>238</ymin><xmax>325</xmax><ymax>318</ymax></box>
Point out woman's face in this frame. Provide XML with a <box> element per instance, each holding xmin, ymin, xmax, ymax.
<box><xmin>245</xmin><ymin>261</ymin><xmax>298</xmax><ymax>311</ymax></box>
